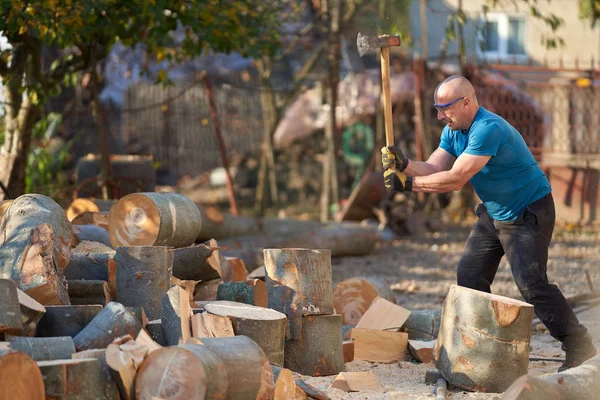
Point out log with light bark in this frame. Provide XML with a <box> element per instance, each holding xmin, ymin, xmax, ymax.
<box><xmin>264</xmin><ymin>248</ymin><xmax>334</xmax><ymax>340</ymax></box>
<box><xmin>108</xmin><ymin>192</ymin><xmax>202</xmax><ymax>248</ymax></box>
<box><xmin>38</xmin><ymin>358</ymin><xmax>109</xmax><ymax>399</ymax></box>
<box><xmin>17</xmin><ymin>288</ymin><xmax>45</xmax><ymax>336</ymax></box>
<box><xmin>0</xmin><ymin>194</ymin><xmax>77</xmax><ymax>305</ymax></box>
<box><xmin>0</xmin><ymin>350</ymin><xmax>45</xmax><ymax>400</ymax></box>
<box><xmin>115</xmin><ymin>246</ymin><xmax>173</xmax><ymax>320</ymax></box>
<box><xmin>205</xmin><ymin>300</ymin><xmax>287</xmax><ymax>366</ymax></box>
<box><xmin>333</xmin><ymin>277</ymin><xmax>396</xmax><ymax>325</ymax></box>
<box><xmin>72</xmin><ymin>224</ymin><xmax>111</xmax><ymax>246</ymax></box>
<box><xmin>161</xmin><ymin>285</ymin><xmax>192</xmax><ymax>346</ymax></box>
<box><xmin>35</xmin><ymin>304</ymin><xmax>102</xmax><ymax>337</ymax></box>
<box><xmin>434</xmin><ymin>284</ymin><xmax>534</xmax><ymax>393</ymax></box>
<box><xmin>0</xmin><ymin>279</ymin><xmax>24</xmax><ymax>335</ymax></box>
<box><xmin>216</xmin><ymin>279</ymin><xmax>268</xmax><ymax>307</ymax></box>
<box><xmin>284</xmin><ymin>223</ymin><xmax>378</xmax><ymax>257</ymax></box>
<box><xmin>8</xmin><ymin>336</ymin><xmax>75</xmax><ymax>361</ymax></box>
<box><xmin>171</xmin><ymin>243</ymin><xmax>216</xmax><ymax>281</ymax></box>
<box><xmin>72</xmin><ymin>349</ymin><xmax>120</xmax><ymax>400</ymax></box>
<box><xmin>285</xmin><ymin>314</ymin><xmax>344</xmax><ymax>376</ymax></box>
<box><xmin>65</xmin><ymin>240</ymin><xmax>115</xmax><ymax>282</ymax></box>
<box><xmin>68</xmin><ymin>279</ymin><xmax>111</xmax><ymax>305</ymax></box>
<box><xmin>196</xmin><ymin>206</ymin><xmax>260</xmax><ymax>241</ymax></box>
<box><xmin>180</xmin><ymin>344</ymin><xmax>229</xmax><ymax>399</ymax></box>
<box><xmin>73</xmin><ymin>302</ymin><xmax>142</xmax><ymax>351</ymax></box>
<box><xmin>402</xmin><ymin>309</ymin><xmax>441</xmax><ymax>340</ymax></box>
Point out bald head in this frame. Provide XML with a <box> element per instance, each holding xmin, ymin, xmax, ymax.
<box><xmin>435</xmin><ymin>75</ymin><xmax>477</xmax><ymax>101</ymax></box>
<box><xmin>434</xmin><ymin>75</ymin><xmax>480</xmax><ymax>131</ymax></box>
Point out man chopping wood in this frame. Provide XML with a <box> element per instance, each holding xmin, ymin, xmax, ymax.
<box><xmin>381</xmin><ymin>75</ymin><xmax>596</xmax><ymax>372</ymax></box>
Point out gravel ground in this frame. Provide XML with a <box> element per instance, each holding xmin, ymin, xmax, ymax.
<box><xmin>301</xmin><ymin>217</ymin><xmax>600</xmax><ymax>399</ymax></box>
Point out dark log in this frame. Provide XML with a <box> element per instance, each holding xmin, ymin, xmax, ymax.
<box><xmin>205</xmin><ymin>300</ymin><xmax>287</xmax><ymax>366</ymax></box>
<box><xmin>180</xmin><ymin>344</ymin><xmax>229</xmax><ymax>399</ymax></box>
<box><xmin>0</xmin><ymin>279</ymin><xmax>24</xmax><ymax>335</ymax></box>
<box><xmin>271</xmin><ymin>364</ymin><xmax>331</xmax><ymax>400</ymax></box>
<box><xmin>16</xmin><ymin>288</ymin><xmax>45</xmax><ymax>336</ymax></box>
<box><xmin>68</xmin><ymin>280</ymin><xmax>111</xmax><ymax>305</ymax></box>
<box><xmin>35</xmin><ymin>305</ymin><xmax>102</xmax><ymax>337</ymax></box>
<box><xmin>403</xmin><ymin>309</ymin><xmax>442</xmax><ymax>340</ymax></box>
<box><xmin>194</xmin><ymin>278</ymin><xmax>223</xmax><ymax>301</ymax></box>
<box><xmin>115</xmin><ymin>246</ymin><xmax>173</xmax><ymax>320</ymax></box>
<box><xmin>38</xmin><ymin>358</ymin><xmax>109</xmax><ymax>399</ymax></box>
<box><xmin>284</xmin><ymin>314</ymin><xmax>344</xmax><ymax>376</ymax></box>
<box><xmin>216</xmin><ymin>279</ymin><xmax>268</xmax><ymax>307</ymax></box>
<box><xmin>72</xmin><ymin>349</ymin><xmax>120</xmax><ymax>400</ymax></box>
<box><xmin>72</xmin><ymin>224</ymin><xmax>111</xmax><ymax>247</ymax></box>
<box><xmin>73</xmin><ymin>302</ymin><xmax>142</xmax><ymax>351</ymax></box>
<box><xmin>264</xmin><ymin>248</ymin><xmax>334</xmax><ymax>340</ymax></box>
<box><xmin>171</xmin><ymin>243</ymin><xmax>217</xmax><ymax>281</ymax></box>
<box><xmin>65</xmin><ymin>241</ymin><xmax>114</xmax><ymax>281</ymax></box>
<box><xmin>161</xmin><ymin>286</ymin><xmax>192</xmax><ymax>346</ymax></box>
<box><xmin>8</xmin><ymin>336</ymin><xmax>75</xmax><ymax>361</ymax></box>
<box><xmin>145</xmin><ymin>319</ymin><xmax>166</xmax><ymax>346</ymax></box>
<box><xmin>0</xmin><ymin>350</ymin><xmax>44</xmax><ymax>400</ymax></box>
<box><xmin>333</xmin><ymin>277</ymin><xmax>396</xmax><ymax>325</ymax></box>
<box><xmin>0</xmin><ymin>194</ymin><xmax>77</xmax><ymax>305</ymax></box>
<box><xmin>108</xmin><ymin>192</ymin><xmax>201</xmax><ymax>248</ymax></box>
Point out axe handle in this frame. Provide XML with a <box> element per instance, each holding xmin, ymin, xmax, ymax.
<box><xmin>380</xmin><ymin>47</ymin><xmax>394</xmax><ymax>148</ymax></box>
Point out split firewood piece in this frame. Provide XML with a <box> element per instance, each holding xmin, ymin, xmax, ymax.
<box><xmin>161</xmin><ymin>286</ymin><xmax>192</xmax><ymax>346</ymax></box>
<box><xmin>38</xmin><ymin>358</ymin><xmax>110</xmax><ymax>399</ymax></box>
<box><xmin>402</xmin><ymin>308</ymin><xmax>441</xmax><ymax>340</ymax></box>
<box><xmin>343</xmin><ymin>340</ymin><xmax>355</xmax><ymax>363</ymax></box>
<box><xmin>271</xmin><ymin>364</ymin><xmax>330</xmax><ymax>400</ymax></box>
<box><xmin>333</xmin><ymin>277</ymin><xmax>396</xmax><ymax>325</ymax></box>
<box><xmin>16</xmin><ymin>288</ymin><xmax>45</xmax><ymax>336</ymax></box>
<box><xmin>71</xmin><ymin>211</ymin><xmax>110</xmax><ymax>230</ymax></box>
<box><xmin>247</xmin><ymin>265</ymin><xmax>266</xmax><ymax>280</ymax></box>
<box><xmin>0</xmin><ymin>199</ymin><xmax>13</xmax><ymax>222</ymax></box>
<box><xmin>408</xmin><ymin>339</ymin><xmax>435</xmax><ymax>363</ymax></box>
<box><xmin>355</xmin><ymin>296</ymin><xmax>411</xmax><ymax>331</ymax></box>
<box><xmin>66</xmin><ymin>197</ymin><xmax>113</xmax><ymax>221</ymax></box>
<box><xmin>65</xmin><ymin>241</ymin><xmax>115</xmax><ymax>283</ymax></box>
<box><xmin>108</xmin><ymin>192</ymin><xmax>202</xmax><ymax>248</ymax></box>
<box><xmin>221</xmin><ymin>256</ymin><xmax>248</xmax><ymax>282</ymax></box>
<box><xmin>106</xmin><ymin>342</ymin><xmax>137</xmax><ymax>400</ymax></box>
<box><xmin>116</xmin><ymin>246</ymin><xmax>174</xmax><ymax>320</ymax></box>
<box><xmin>35</xmin><ymin>304</ymin><xmax>102</xmax><ymax>337</ymax></box>
<box><xmin>264</xmin><ymin>248</ymin><xmax>334</xmax><ymax>340</ymax></box>
<box><xmin>0</xmin><ymin>350</ymin><xmax>45</xmax><ymax>400</ymax></box>
<box><xmin>171</xmin><ymin>243</ymin><xmax>216</xmax><ymax>281</ymax></box>
<box><xmin>0</xmin><ymin>194</ymin><xmax>77</xmax><ymax>305</ymax></box>
<box><xmin>285</xmin><ymin>314</ymin><xmax>344</xmax><ymax>376</ymax></box>
<box><xmin>271</xmin><ymin>364</ymin><xmax>307</xmax><ymax>400</ymax></box>
<box><xmin>113</xmin><ymin>334</ymin><xmax>149</xmax><ymax>369</ymax></box>
<box><xmin>0</xmin><ymin>279</ymin><xmax>24</xmax><ymax>336</ymax></box>
<box><xmin>73</xmin><ymin>302</ymin><xmax>142</xmax><ymax>351</ymax></box>
<box><xmin>171</xmin><ymin>276</ymin><xmax>198</xmax><ymax>307</ymax></box>
<box><xmin>72</xmin><ymin>349</ymin><xmax>120</xmax><ymax>400</ymax></box>
<box><xmin>329</xmin><ymin>371</ymin><xmax>382</xmax><ymax>392</ymax></box>
<box><xmin>435</xmin><ymin>284</ymin><xmax>534</xmax><ymax>393</ymax></box>
<box><xmin>68</xmin><ymin>279</ymin><xmax>112</xmax><ymax>305</ymax></box>
<box><xmin>350</xmin><ymin>328</ymin><xmax>408</xmax><ymax>363</ymax></box>
<box><xmin>193</xmin><ymin>336</ymin><xmax>275</xmax><ymax>400</ymax></box>
<box><xmin>216</xmin><ymin>279</ymin><xmax>268</xmax><ymax>307</ymax></box>
<box><xmin>8</xmin><ymin>336</ymin><xmax>75</xmax><ymax>361</ymax></box>
<box><xmin>145</xmin><ymin>320</ymin><xmax>166</xmax><ymax>346</ymax></box>
<box><xmin>194</xmin><ymin>278</ymin><xmax>223</xmax><ymax>301</ymax></box>
<box><xmin>191</xmin><ymin>312</ymin><xmax>234</xmax><ymax>338</ymax></box>
<box><xmin>179</xmin><ymin>344</ymin><xmax>229</xmax><ymax>399</ymax></box>
<box><xmin>135</xmin><ymin>329</ymin><xmax>162</xmax><ymax>354</ymax></box>
<box><xmin>205</xmin><ymin>300</ymin><xmax>287</xmax><ymax>366</ymax></box>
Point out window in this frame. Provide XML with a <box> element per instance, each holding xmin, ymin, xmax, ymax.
<box><xmin>480</xmin><ymin>13</ymin><xmax>527</xmax><ymax>60</ymax></box>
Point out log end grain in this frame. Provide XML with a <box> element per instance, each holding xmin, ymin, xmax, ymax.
<box><xmin>108</xmin><ymin>194</ymin><xmax>160</xmax><ymax>247</ymax></box>
<box><xmin>0</xmin><ymin>350</ymin><xmax>45</xmax><ymax>400</ymax></box>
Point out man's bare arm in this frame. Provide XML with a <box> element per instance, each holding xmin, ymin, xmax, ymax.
<box><xmin>404</xmin><ymin>147</ymin><xmax>456</xmax><ymax>176</ymax></box>
<box><xmin>411</xmin><ymin>153</ymin><xmax>491</xmax><ymax>193</ymax></box>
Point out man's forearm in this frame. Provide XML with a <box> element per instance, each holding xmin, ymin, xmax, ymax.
<box><xmin>411</xmin><ymin>170</ymin><xmax>464</xmax><ymax>193</ymax></box>
<box><xmin>404</xmin><ymin>160</ymin><xmax>443</xmax><ymax>176</ymax></box>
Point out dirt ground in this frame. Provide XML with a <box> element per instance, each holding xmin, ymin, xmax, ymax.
<box><xmin>301</xmin><ymin>217</ymin><xmax>600</xmax><ymax>399</ymax></box>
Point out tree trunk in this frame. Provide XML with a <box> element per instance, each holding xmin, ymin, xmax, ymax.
<box><xmin>172</xmin><ymin>243</ymin><xmax>216</xmax><ymax>281</ymax></box>
<box><xmin>108</xmin><ymin>192</ymin><xmax>201</xmax><ymax>248</ymax></box>
<box><xmin>0</xmin><ymin>350</ymin><xmax>45</xmax><ymax>400</ymax></box>
<box><xmin>434</xmin><ymin>284</ymin><xmax>534</xmax><ymax>393</ymax></box>
<box><xmin>38</xmin><ymin>358</ymin><xmax>109</xmax><ymax>399</ymax></box>
<box><xmin>216</xmin><ymin>279</ymin><xmax>268</xmax><ymax>307</ymax></box>
<box><xmin>8</xmin><ymin>336</ymin><xmax>75</xmax><ymax>361</ymax></box>
<box><xmin>0</xmin><ymin>194</ymin><xmax>77</xmax><ymax>305</ymax></box>
<box><xmin>333</xmin><ymin>277</ymin><xmax>396</xmax><ymax>325</ymax></box>
<box><xmin>35</xmin><ymin>305</ymin><xmax>103</xmax><ymax>338</ymax></box>
<box><xmin>264</xmin><ymin>248</ymin><xmax>334</xmax><ymax>340</ymax></box>
<box><xmin>403</xmin><ymin>309</ymin><xmax>442</xmax><ymax>340</ymax></box>
<box><xmin>68</xmin><ymin>280</ymin><xmax>111</xmax><ymax>305</ymax></box>
<box><xmin>0</xmin><ymin>279</ymin><xmax>24</xmax><ymax>335</ymax></box>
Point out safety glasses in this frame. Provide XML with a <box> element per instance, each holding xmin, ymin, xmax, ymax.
<box><xmin>434</xmin><ymin>97</ymin><xmax>465</xmax><ymax>112</ymax></box>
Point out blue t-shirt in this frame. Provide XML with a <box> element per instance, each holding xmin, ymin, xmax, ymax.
<box><xmin>439</xmin><ymin>106</ymin><xmax>551</xmax><ymax>221</ymax></box>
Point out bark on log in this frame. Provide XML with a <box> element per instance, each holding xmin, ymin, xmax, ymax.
<box><xmin>0</xmin><ymin>350</ymin><xmax>44</xmax><ymax>400</ymax></box>
<box><xmin>115</xmin><ymin>246</ymin><xmax>173</xmax><ymax>320</ymax></box>
<box><xmin>402</xmin><ymin>309</ymin><xmax>441</xmax><ymax>340</ymax></box>
<box><xmin>72</xmin><ymin>224</ymin><xmax>111</xmax><ymax>247</ymax></box>
<box><xmin>72</xmin><ymin>349</ymin><xmax>120</xmax><ymax>400</ymax></box>
<box><xmin>108</xmin><ymin>192</ymin><xmax>201</xmax><ymax>248</ymax></box>
<box><xmin>284</xmin><ymin>314</ymin><xmax>344</xmax><ymax>376</ymax></box>
<box><xmin>205</xmin><ymin>300</ymin><xmax>287</xmax><ymax>366</ymax></box>
<box><xmin>194</xmin><ymin>336</ymin><xmax>275</xmax><ymax>400</ymax></box>
<box><xmin>68</xmin><ymin>280</ymin><xmax>112</xmax><ymax>305</ymax></box>
<box><xmin>216</xmin><ymin>279</ymin><xmax>268</xmax><ymax>307</ymax></box>
<box><xmin>161</xmin><ymin>286</ymin><xmax>192</xmax><ymax>346</ymax></box>
<box><xmin>65</xmin><ymin>244</ymin><xmax>115</xmax><ymax>282</ymax></box>
<box><xmin>179</xmin><ymin>344</ymin><xmax>229</xmax><ymax>399</ymax></box>
<box><xmin>435</xmin><ymin>284</ymin><xmax>534</xmax><ymax>393</ymax></box>
<box><xmin>284</xmin><ymin>223</ymin><xmax>378</xmax><ymax>257</ymax></box>
<box><xmin>8</xmin><ymin>336</ymin><xmax>75</xmax><ymax>361</ymax></box>
<box><xmin>35</xmin><ymin>305</ymin><xmax>103</xmax><ymax>337</ymax></box>
<box><xmin>73</xmin><ymin>302</ymin><xmax>142</xmax><ymax>351</ymax></box>
<box><xmin>171</xmin><ymin>243</ymin><xmax>216</xmax><ymax>281</ymax></box>
<box><xmin>333</xmin><ymin>277</ymin><xmax>396</xmax><ymax>325</ymax></box>
<box><xmin>17</xmin><ymin>288</ymin><xmax>45</xmax><ymax>336</ymax></box>
<box><xmin>0</xmin><ymin>279</ymin><xmax>24</xmax><ymax>335</ymax></box>
<box><xmin>38</xmin><ymin>358</ymin><xmax>109</xmax><ymax>399</ymax></box>
<box><xmin>264</xmin><ymin>248</ymin><xmax>334</xmax><ymax>340</ymax></box>
<box><xmin>0</xmin><ymin>194</ymin><xmax>77</xmax><ymax>305</ymax></box>
<box><xmin>196</xmin><ymin>207</ymin><xmax>260</xmax><ymax>242</ymax></box>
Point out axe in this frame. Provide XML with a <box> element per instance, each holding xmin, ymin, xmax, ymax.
<box><xmin>356</xmin><ymin>32</ymin><xmax>401</xmax><ymax>151</ymax></box>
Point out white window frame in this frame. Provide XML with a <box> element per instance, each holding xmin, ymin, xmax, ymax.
<box><xmin>478</xmin><ymin>12</ymin><xmax>528</xmax><ymax>62</ymax></box>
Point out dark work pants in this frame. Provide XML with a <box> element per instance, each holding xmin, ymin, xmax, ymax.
<box><xmin>457</xmin><ymin>193</ymin><xmax>587</xmax><ymax>347</ymax></box>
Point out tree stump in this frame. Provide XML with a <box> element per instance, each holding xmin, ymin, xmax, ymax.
<box><xmin>115</xmin><ymin>246</ymin><xmax>173</xmax><ymax>320</ymax></box>
<box><xmin>38</xmin><ymin>358</ymin><xmax>109</xmax><ymax>399</ymax></box>
<box><xmin>8</xmin><ymin>336</ymin><xmax>75</xmax><ymax>361</ymax></box>
<box><xmin>0</xmin><ymin>194</ymin><xmax>77</xmax><ymax>305</ymax></box>
<box><xmin>180</xmin><ymin>344</ymin><xmax>229</xmax><ymax>399</ymax></box>
<box><xmin>171</xmin><ymin>243</ymin><xmax>216</xmax><ymax>281</ymax></box>
<box><xmin>216</xmin><ymin>279</ymin><xmax>268</xmax><ymax>307</ymax></box>
<box><xmin>434</xmin><ymin>284</ymin><xmax>534</xmax><ymax>393</ymax></box>
<box><xmin>0</xmin><ymin>279</ymin><xmax>24</xmax><ymax>335</ymax></box>
<box><xmin>35</xmin><ymin>304</ymin><xmax>102</xmax><ymax>338</ymax></box>
<box><xmin>333</xmin><ymin>277</ymin><xmax>396</xmax><ymax>325</ymax></box>
<box><xmin>284</xmin><ymin>314</ymin><xmax>344</xmax><ymax>376</ymax></box>
<box><xmin>108</xmin><ymin>192</ymin><xmax>201</xmax><ymax>248</ymax></box>
<box><xmin>403</xmin><ymin>309</ymin><xmax>441</xmax><ymax>340</ymax></box>
<box><xmin>68</xmin><ymin>280</ymin><xmax>112</xmax><ymax>305</ymax></box>
<box><xmin>17</xmin><ymin>288</ymin><xmax>46</xmax><ymax>336</ymax></box>
<box><xmin>0</xmin><ymin>350</ymin><xmax>44</xmax><ymax>400</ymax></box>
<box><xmin>205</xmin><ymin>300</ymin><xmax>287</xmax><ymax>366</ymax></box>
<box><xmin>161</xmin><ymin>286</ymin><xmax>192</xmax><ymax>346</ymax></box>
<box><xmin>264</xmin><ymin>248</ymin><xmax>334</xmax><ymax>340</ymax></box>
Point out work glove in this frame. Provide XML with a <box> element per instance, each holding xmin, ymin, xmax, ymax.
<box><xmin>384</xmin><ymin>169</ymin><xmax>413</xmax><ymax>192</ymax></box>
<box><xmin>381</xmin><ymin>146</ymin><xmax>408</xmax><ymax>172</ymax></box>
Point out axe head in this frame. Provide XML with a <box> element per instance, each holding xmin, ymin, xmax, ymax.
<box><xmin>356</xmin><ymin>32</ymin><xmax>402</xmax><ymax>57</ymax></box>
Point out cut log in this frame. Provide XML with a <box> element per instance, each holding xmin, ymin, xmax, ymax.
<box><xmin>8</xmin><ymin>336</ymin><xmax>75</xmax><ymax>361</ymax></box>
<box><xmin>115</xmin><ymin>246</ymin><xmax>173</xmax><ymax>320</ymax></box>
<box><xmin>284</xmin><ymin>223</ymin><xmax>378</xmax><ymax>257</ymax></box>
<box><xmin>329</xmin><ymin>371</ymin><xmax>382</xmax><ymax>392</ymax></box>
<box><xmin>350</xmin><ymin>328</ymin><xmax>408</xmax><ymax>363</ymax></box>
<box><xmin>179</xmin><ymin>344</ymin><xmax>229</xmax><ymax>399</ymax></box>
<box><xmin>17</xmin><ymin>288</ymin><xmax>45</xmax><ymax>336</ymax></box>
<box><xmin>108</xmin><ymin>192</ymin><xmax>201</xmax><ymax>248</ymax></box>
<box><xmin>64</xmin><ymin>242</ymin><xmax>115</xmax><ymax>282</ymax></box>
<box><xmin>205</xmin><ymin>301</ymin><xmax>287</xmax><ymax>366</ymax></box>
<box><xmin>271</xmin><ymin>364</ymin><xmax>304</xmax><ymax>400</ymax></box>
<box><xmin>271</xmin><ymin>364</ymin><xmax>330</xmax><ymax>400</ymax></box>
<box><xmin>196</xmin><ymin>207</ymin><xmax>261</xmax><ymax>241</ymax></box>
<box><xmin>72</xmin><ymin>224</ymin><xmax>111</xmax><ymax>247</ymax></box>
<box><xmin>35</xmin><ymin>305</ymin><xmax>103</xmax><ymax>337</ymax></box>
<box><xmin>408</xmin><ymin>339</ymin><xmax>435</xmax><ymax>363</ymax></box>
<box><xmin>216</xmin><ymin>279</ymin><xmax>268</xmax><ymax>307</ymax></box>
<box><xmin>171</xmin><ymin>243</ymin><xmax>216</xmax><ymax>281</ymax></box>
<box><xmin>264</xmin><ymin>248</ymin><xmax>334</xmax><ymax>340</ymax></box>
<box><xmin>171</xmin><ymin>277</ymin><xmax>198</xmax><ymax>307</ymax></box>
<box><xmin>161</xmin><ymin>286</ymin><xmax>192</xmax><ymax>346</ymax></box>
<box><xmin>0</xmin><ymin>279</ymin><xmax>24</xmax><ymax>335</ymax></box>
<box><xmin>38</xmin><ymin>358</ymin><xmax>109</xmax><ymax>399</ymax></box>
<box><xmin>355</xmin><ymin>296</ymin><xmax>411</xmax><ymax>331</ymax></box>
<box><xmin>72</xmin><ymin>349</ymin><xmax>120</xmax><ymax>400</ymax></box>
<box><xmin>0</xmin><ymin>350</ymin><xmax>45</xmax><ymax>400</ymax></box>
<box><xmin>191</xmin><ymin>312</ymin><xmax>235</xmax><ymax>338</ymax></box>
<box><xmin>343</xmin><ymin>340</ymin><xmax>355</xmax><ymax>362</ymax></box>
<box><xmin>66</xmin><ymin>198</ymin><xmax>114</xmax><ymax>221</ymax></box>
<box><xmin>0</xmin><ymin>194</ymin><xmax>77</xmax><ymax>305</ymax></box>
<box><xmin>71</xmin><ymin>211</ymin><xmax>110</xmax><ymax>230</ymax></box>
<box><xmin>333</xmin><ymin>277</ymin><xmax>396</xmax><ymax>325</ymax></box>
<box><xmin>402</xmin><ymin>309</ymin><xmax>441</xmax><ymax>340</ymax></box>
<box><xmin>68</xmin><ymin>279</ymin><xmax>111</xmax><ymax>305</ymax></box>
<box><xmin>193</xmin><ymin>336</ymin><xmax>275</xmax><ymax>400</ymax></box>
<box><xmin>434</xmin><ymin>284</ymin><xmax>534</xmax><ymax>393</ymax></box>
<box><xmin>73</xmin><ymin>302</ymin><xmax>142</xmax><ymax>351</ymax></box>
<box><xmin>194</xmin><ymin>278</ymin><xmax>223</xmax><ymax>301</ymax></box>
<box><xmin>106</xmin><ymin>342</ymin><xmax>137</xmax><ymax>400</ymax></box>
<box><xmin>285</xmin><ymin>314</ymin><xmax>344</xmax><ymax>376</ymax></box>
